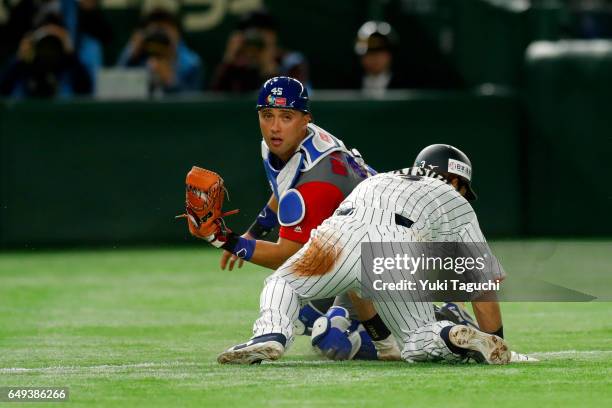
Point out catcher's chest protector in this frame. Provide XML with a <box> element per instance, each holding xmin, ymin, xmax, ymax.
<box><xmin>261</xmin><ymin>123</ymin><xmax>374</xmax><ymax>200</ymax></box>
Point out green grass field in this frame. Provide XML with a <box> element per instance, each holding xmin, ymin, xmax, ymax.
<box><xmin>1</xmin><ymin>241</ymin><xmax>611</xmax><ymax>407</ymax></box>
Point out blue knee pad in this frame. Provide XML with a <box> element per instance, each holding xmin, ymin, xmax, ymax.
<box><xmin>294</xmin><ymin>303</ymin><xmax>325</xmax><ymax>336</ymax></box>
<box><xmin>352</xmin><ymin>324</ymin><xmax>378</xmax><ymax>361</ymax></box>
<box><xmin>344</xmin><ymin>319</ymin><xmax>378</xmax><ymax>360</ymax></box>
<box><xmin>311</xmin><ymin>306</ymin><xmax>361</xmax><ymax>360</ymax></box>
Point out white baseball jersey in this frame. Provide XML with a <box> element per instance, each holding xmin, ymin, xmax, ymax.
<box><xmin>339</xmin><ymin>167</ymin><xmax>486</xmax><ymax>244</ymax></box>
<box><xmin>252</xmin><ymin>168</ymin><xmax>490</xmax><ymax>362</ymax></box>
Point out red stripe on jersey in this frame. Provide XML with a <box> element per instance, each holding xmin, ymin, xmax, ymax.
<box><xmin>279</xmin><ymin>181</ymin><xmax>344</xmax><ymax>244</ymax></box>
<box><xmin>330</xmin><ymin>152</ymin><xmax>348</xmax><ymax>176</ymax></box>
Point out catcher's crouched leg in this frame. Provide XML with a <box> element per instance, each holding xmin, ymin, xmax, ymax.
<box><xmin>294</xmin><ymin>300</ymin><xmax>333</xmax><ymax>336</ymax></box>
<box><xmin>311</xmin><ymin>306</ymin><xmax>378</xmax><ymax>361</ymax></box>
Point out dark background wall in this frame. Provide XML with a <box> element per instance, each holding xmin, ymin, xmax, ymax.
<box><xmin>0</xmin><ymin>91</ymin><xmax>523</xmax><ymax>247</ymax></box>
<box><xmin>524</xmin><ymin>40</ymin><xmax>612</xmax><ymax>236</ymax></box>
<box><xmin>1</xmin><ymin>0</ymin><xmax>611</xmax><ymax>248</ymax></box>
<box><xmin>1</xmin><ymin>67</ymin><xmax>610</xmax><ymax>249</ymax></box>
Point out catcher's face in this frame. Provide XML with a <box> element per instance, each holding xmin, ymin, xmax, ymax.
<box><xmin>259</xmin><ymin>108</ymin><xmax>310</xmax><ymax>161</ymax></box>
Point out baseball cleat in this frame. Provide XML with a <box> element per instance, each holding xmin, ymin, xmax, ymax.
<box><xmin>434</xmin><ymin>302</ymin><xmax>479</xmax><ymax>329</ymax></box>
<box><xmin>449</xmin><ymin>325</ymin><xmax>511</xmax><ymax>365</ymax></box>
<box><xmin>217</xmin><ymin>333</ymin><xmax>286</xmax><ymax>365</ymax></box>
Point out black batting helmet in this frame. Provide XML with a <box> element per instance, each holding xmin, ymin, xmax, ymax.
<box><xmin>414</xmin><ymin>144</ymin><xmax>477</xmax><ymax>201</ymax></box>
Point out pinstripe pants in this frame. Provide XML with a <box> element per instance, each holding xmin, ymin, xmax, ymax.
<box><xmin>252</xmin><ymin>209</ymin><xmax>459</xmax><ymax>362</ymax></box>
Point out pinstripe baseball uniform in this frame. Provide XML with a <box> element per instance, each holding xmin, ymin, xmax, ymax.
<box><xmin>252</xmin><ymin>166</ymin><xmax>492</xmax><ymax>362</ymax></box>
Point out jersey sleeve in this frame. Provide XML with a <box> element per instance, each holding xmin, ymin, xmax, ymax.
<box><xmin>458</xmin><ymin>215</ymin><xmax>487</xmax><ymax>243</ymax></box>
<box><xmin>457</xmin><ymin>215</ymin><xmax>507</xmax><ymax>284</ymax></box>
<box><xmin>278</xmin><ymin>181</ymin><xmax>344</xmax><ymax>244</ymax></box>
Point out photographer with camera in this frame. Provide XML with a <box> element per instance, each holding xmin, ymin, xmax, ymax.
<box><xmin>211</xmin><ymin>10</ymin><xmax>309</xmax><ymax>93</ymax></box>
<box><xmin>116</xmin><ymin>8</ymin><xmax>202</xmax><ymax>96</ymax></box>
<box><xmin>0</xmin><ymin>9</ymin><xmax>93</xmax><ymax>98</ymax></box>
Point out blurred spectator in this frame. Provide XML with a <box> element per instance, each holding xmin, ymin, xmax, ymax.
<box><xmin>350</xmin><ymin>20</ymin><xmax>464</xmax><ymax>96</ymax></box>
<box><xmin>0</xmin><ymin>0</ymin><xmax>110</xmax><ymax>96</ymax></box>
<box><xmin>352</xmin><ymin>21</ymin><xmax>407</xmax><ymax>98</ymax></box>
<box><xmin>78</xmin><ymin>0</ymin><xmax>112</xmax><ymax>45</ymax></box>
<box><xmin>0</xmin><ymin>8</ymin><xmax>93</xmax><ymax>98</ymax></box>
<box><xmin>211</xmin><ymin>10</ymin><xmax>309</xmax><ymax>92</ymax></box>
<box><xmin>1</xmin><ymin>0</ymin><xmax>78</xmax><ymax>57</ymax></box>
<box><xmin>77</xmin><ymin>0</ymin><xmax>112</xmax><ymax>79</ymax></box>
<box><xmin>116</xmin><ymin>7</ymin><xmax>202</xmax><ymax>96</ymax></box>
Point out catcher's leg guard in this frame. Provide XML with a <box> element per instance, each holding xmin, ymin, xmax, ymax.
<box><xmin>294</xmin><ymin>302</ymin><xmax>326</xmax><ymax>336</ymax></box>
<box><xmin>352</xmin><ymin>324</ymin><xmax>378</xmax><ymax>361</ymax></box>
<box><xmin>311</xmin><ymin>306</ymin><xmax>361</xmax><ymax>360</ymax></box>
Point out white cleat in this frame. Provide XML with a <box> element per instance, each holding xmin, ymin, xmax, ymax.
<box><xmin>217</xmin><ymin>334</ymin><xmax>286</xmax><ymax>365</ymax></box>
<box><xmin>510</xmin><ymin>351</ymin><xmax>539</xmax><ymax>363</ymax></box>
<box><xmin>449</xmin><ymin>325</ymin><xmax>511</xmax><ymax>365</ymax></box>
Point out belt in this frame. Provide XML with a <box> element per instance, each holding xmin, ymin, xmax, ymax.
<box><xmin>335</xmin><ymin>207</ymin><xmax>414</xmax><ymax>228</ymax></box>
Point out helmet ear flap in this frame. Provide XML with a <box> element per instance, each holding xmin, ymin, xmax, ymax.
<box><xmin>463</xmin><ymin>183</ymin><xmax>478</xmax><ymax>201</ymax></box>
<box><xmin>443</xmin><ymin>173</ymin><xmax>477</xmax><ymax>202</ymax></box>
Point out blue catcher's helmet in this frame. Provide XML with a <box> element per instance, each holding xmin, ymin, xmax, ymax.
<box><xmin>256</xmin><ymin>76</ymin><xmax>309</xmax><ymax>113</ymax></box>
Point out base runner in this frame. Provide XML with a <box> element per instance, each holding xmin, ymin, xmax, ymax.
<box><xmin>217</xmin><ymin>144</ymin><xmax>514</xmax><ymax>365</ymax></box>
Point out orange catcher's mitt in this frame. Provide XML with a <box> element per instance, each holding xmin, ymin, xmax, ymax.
<box><xmin>177</xmin><ymin>166</ymin><xmax>238</xmax><ymax>239</ymax></box>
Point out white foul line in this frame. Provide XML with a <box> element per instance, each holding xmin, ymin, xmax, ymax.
<box><xmin>1</xmin><ymin>350</ymin><xmax>610</xmax><ymax>373</ymax></box>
